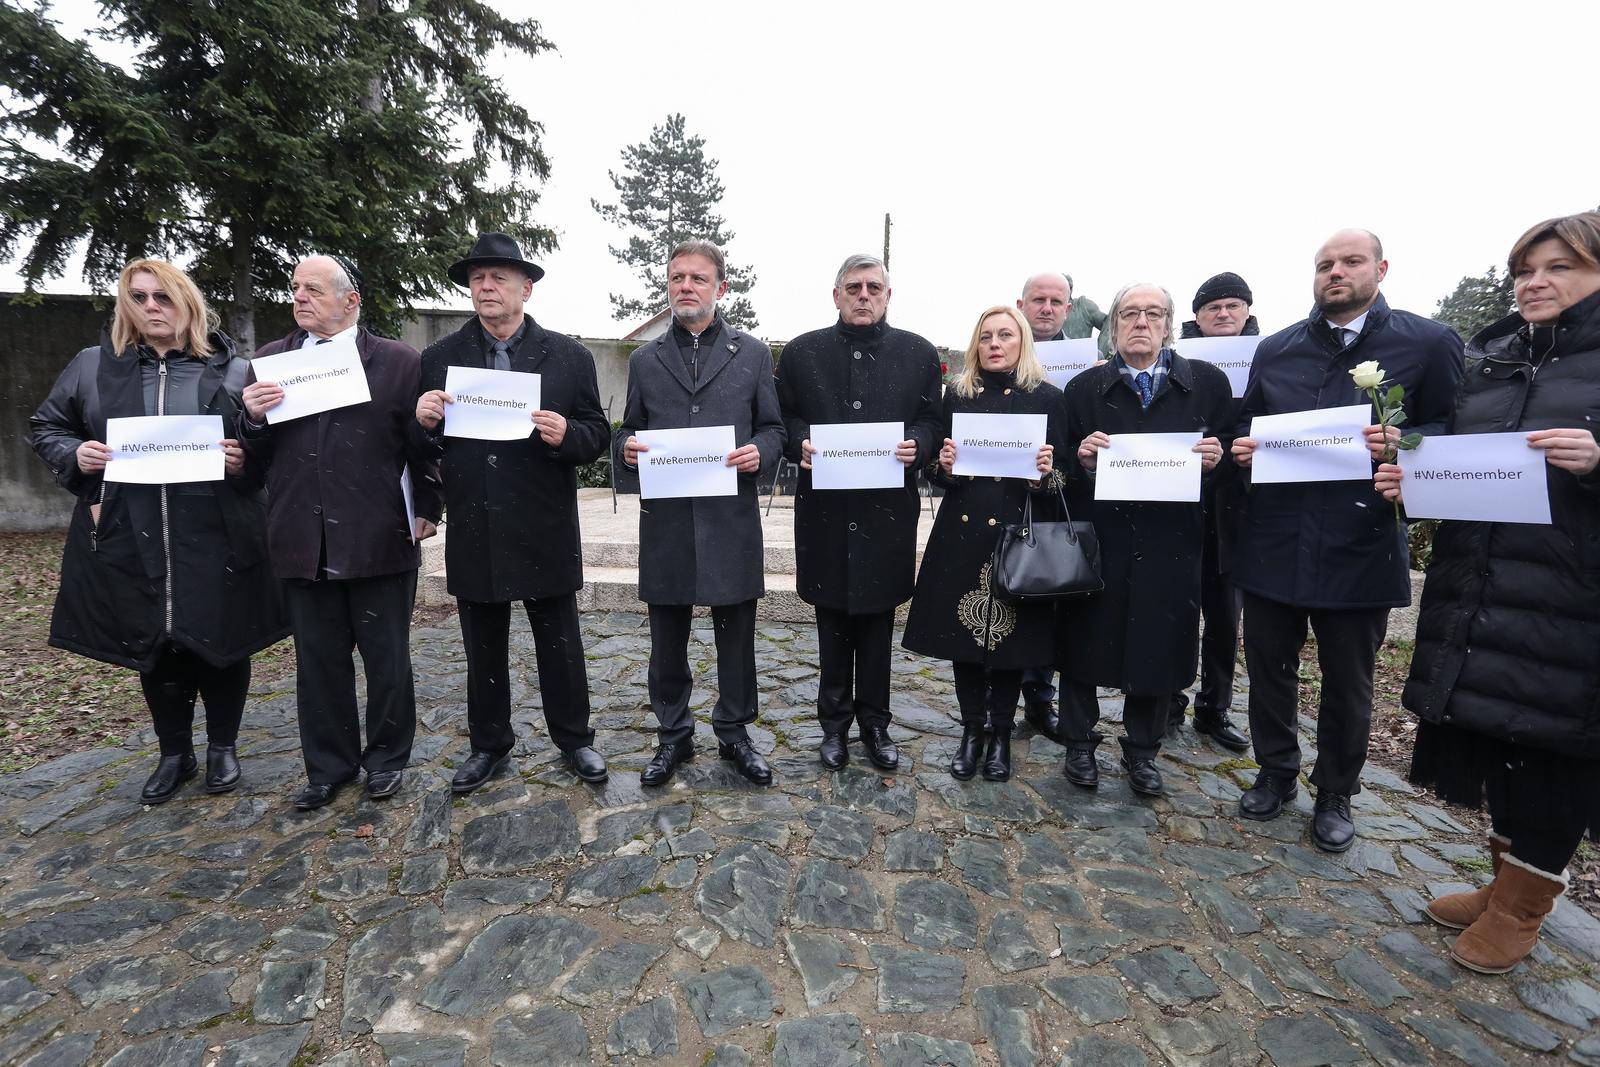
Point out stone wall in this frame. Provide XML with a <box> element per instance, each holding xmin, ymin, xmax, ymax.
<box><xmin>0</xmin><ymin>295</ymin><xmax>641</xmax><ymax>530</ymax></box>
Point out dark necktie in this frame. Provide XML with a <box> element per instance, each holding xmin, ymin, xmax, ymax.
<box><xmin>1136</xmin><ymin>370</ymin><xmax>1154</xmax><ymax>409</ymax></box>
<box><xmin>489</xmin><ymin>340</ymin><xmax>511</xmax><ymax>372</ymax></box>
<box><xmin>316</xmin><ymin>337</ymin><xmax>330</xmax><ymax>346</ymax></box>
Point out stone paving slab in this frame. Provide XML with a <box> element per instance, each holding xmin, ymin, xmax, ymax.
<box><xmin>0</xmin><ymin>610</ymin><xmax>1586</xmax><ymax>1065</ymax></box>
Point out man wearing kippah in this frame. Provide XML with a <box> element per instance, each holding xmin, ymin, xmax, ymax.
<box><xmin>1166</xmin><ymin>273</ymin><xmax>1259</xmax><ymax>753</ymax></box>
<box><xmin>241</xmin><ymin>254</ymin><xmax>443</xmax><ymax>810</ymax></box>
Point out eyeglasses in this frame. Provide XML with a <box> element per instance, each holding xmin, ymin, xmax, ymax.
<box><xmin>1117</xmin><ymin>307</ymin><xmax>1167</xmax><ymax>323</ymax></box>
<box><xmin>128</xmin><ymin>290</ymin><xmax>175</xmax><ymax>308</ymax></box>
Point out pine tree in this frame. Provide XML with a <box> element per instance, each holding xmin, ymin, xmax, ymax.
<box><xmin>0</xmin><ymin>0</ymin><xmax>555</xmax><ymax>350</ymax></box>
<box><xmin>1433</xmin><ymin>265</ymin><xmax>1515</xmax><ymax>342</ymax></box>
<box><xmin>592</xmin><ymin>113</ymin><xmax>758</xmax><ymax>330</ymax></box>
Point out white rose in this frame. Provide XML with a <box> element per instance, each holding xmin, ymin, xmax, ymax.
<box><xmin>1350</xmin><ymin>361</ymin><xmax>1384</xmax><ymax>390</ymax></box>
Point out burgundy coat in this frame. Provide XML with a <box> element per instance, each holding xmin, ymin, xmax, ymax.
<box><xmin>240</xmin><ymin>327</ymin><xmax>443</xmax><ymax>581</ymax></box>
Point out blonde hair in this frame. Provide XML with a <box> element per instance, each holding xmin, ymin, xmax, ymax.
<box><xmin>952</xmin><ymin>305</ymin><xmax>1046</xmax><ymax>399</ymax></box>
<box><xmin>112</xmin><ymin>259</ymin><xmax>216</xmax><ymax>357</ymax></box>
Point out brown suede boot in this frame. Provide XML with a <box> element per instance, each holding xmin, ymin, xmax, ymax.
<box><xmin>1450</xmin><ymin>856</ymin><xmax>1567</xmax><ymax>974</ymax></box>
<box><xmin>1426</xmin><ymin>834</ymin><xmax>1510</xmax><ymax>930</ymax></box>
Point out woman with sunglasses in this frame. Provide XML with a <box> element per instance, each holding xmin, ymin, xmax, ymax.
<box><xmin>30</xmin><ymin>259</ymin><xmax>288</xmax><ymax>803</ymax></box>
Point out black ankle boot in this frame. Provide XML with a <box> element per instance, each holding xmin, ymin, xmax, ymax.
<box><xmin>142</xmin><ymin>751</ymin><xmax>197</xmax><ymax>804</ymax></box>
<box><xmin>982</xmin><ymin>726</ymin><xmax>1013</xmax><ymax>781</ymax></box>
<box><xmin>204</xmin><ymin>744</ymin><xmax>240</xmax><ymax>794</ymax></box>
<box><xmin>950</xmin><ymin>726</ymin><xmax>985</xmax><ymax>780</ymax></box>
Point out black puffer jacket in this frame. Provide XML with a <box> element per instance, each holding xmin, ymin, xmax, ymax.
<box><xmin>30</xmin><ymin>332</ymin><xmax>289</xmax><ymax>671</ymax></box>
<box><xmin>1404</xmin><ymin>289</ymin><xmax>1600</xmax><ymax>755</ymax></box>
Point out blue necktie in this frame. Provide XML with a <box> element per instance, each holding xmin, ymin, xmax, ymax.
<box><xmin>489</xmin><ymin>340</ymin><xmax>511</xmax><ymax>372</ymax></box>
<box><xmin>1136</xmin><ymin>370</ymin><xmax>1154</xmax><ymax>409</ymax></box>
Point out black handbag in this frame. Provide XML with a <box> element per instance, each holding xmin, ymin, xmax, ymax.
<box><xmin>990</xmin><ymin>484</ymin><xmax>1103</xmax><ymax>601</ymax></box>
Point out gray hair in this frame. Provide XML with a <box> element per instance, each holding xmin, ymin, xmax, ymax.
<box><xmin>1106</xmin><ymin>282</ymin><xmax>1177</xmax><ymax>351</ymax></box>
<box><xmin>835</xmin><ymin>253</ymin><xmax>890</xmax><ymax>289</ymax></box>
<box><xmin>668</xmin><ymin>238</ymin><xmax>727</xmax><ymax>283</ymax></box>
<box><xmin>301</xmin><ymin>254</ymin><xmax>356</xmax><ymax>301</ymax></box>
<box><xmin>1020</xmin><ymin>271</ymin><xmax>1073</xmax><ymax>300</ymax></box>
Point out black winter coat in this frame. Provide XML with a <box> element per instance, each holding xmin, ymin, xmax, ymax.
<box><xmin>1233</xmin><ymin>294</ymin><xmax>1464</xmax><ymax>609</ymax></box>
<box><xmin>1404</xmin><ymin>290</ymin><xmax>1600</xmax><ymax>756</ymax></box>
<box><xmin>1176</xmin><ymin>318</ymin><xmax>1258</xmax><ymax>571</ymax></box>
<box><xmin>902</xmin><ymin>371</ymin><xmax>1066</xmax><ymax>669</ymax></box>
<box><xmin>1057</xmin><ymin>354</ymin><xmax>1235</xmax><ymax>694</ymax></box>
<box><xmin>776</xmin><ymin>318</ymin><xmax>943</xmax><ymax>614</ymax></box>
<box><xmin>614</xmin><ymin>319</ymin><xmax>786</xmax><ymax>606</ymax></box>
<box><xmin>419</xmin><ymin>316</ymin><xmax>609</xmax><ymax>603</ymax></box>
<box><xmin>30</xmin><ymin>333</ymin><xmax>289</xmax><ymax>671</ymax></box>
<box><xmin>240</xmin><ymin>328</ymin><xmax>444</xmax><ymax>581</ymax></box>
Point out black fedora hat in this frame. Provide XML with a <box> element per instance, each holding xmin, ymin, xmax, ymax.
<box><xmin>447</xmin><ymin>232</ymin><xmax>545</xmax><ymax>286</ymax></box>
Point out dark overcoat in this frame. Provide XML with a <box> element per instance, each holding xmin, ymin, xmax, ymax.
<box><xmin>1232</xmin><ymin>294</ymin><xmax>1464</xmax><ymax>609</ymax></box>
<box><xmin>1404</xmin><ymin>291</ymin><xmax>1600</xmax><ymax>757</ymax></box>
<box><xmin>1179</xmin><ymin>317</ymin><xmax>1258</xmax><ymax>571</ymax></box>
<box><xmin>1056</xmin><ymin>354</ymin><xmax>1235</xmax><ymax>694</ymax></box>
<box><xmin>30</xmin><ymin>333</ymin><xmax>289</xmax><ymax>671</ymax></box>
<box><xmin>419</xmin><ymin>315</ymin><xmax>608</xmax><ymax>602</ymax></box>
<box><xmin>775</xmin><ymin>318</ymin><xmax>943</xmax><ymax>614</ymax></box>
<box><xmin>240</xmin><ymin>328</ymin><xmax>443</xmax><ymax>581</ymax></box>
<box><xmin>614</xmin><ymin>320</ymin><xmax>785</xmax><ymax>606</ymax></box>
<box><xmin>901</xmin><ymin>370</ymin><xmax>1065</xmax><ymax>669</ymax></box>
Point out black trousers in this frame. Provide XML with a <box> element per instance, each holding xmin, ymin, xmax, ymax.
<box><xmin>1489</xmin><ymin>773</ymin><xmax>1590</xmax><ymax>875</ymax></box>
<box><xmin>648</xmin><ymin>600</ymin><xmax>758</xmax><ymax>747</ymax></box>
<box><xmin>1021</xmin><ymin>666</ymin><xmax>1057</xmax><ymax>706</ymax></box>
<box><xmin>458</xmin><ymin>593</ymin><xmax>594</xmax><ymax>758</ymax></box>
<box><xmin>1169</xmin><ymin>546</ymin><xmax>1244</xmax><ymax>725</ymax></box>
<box><xmin>1061</xmin><ymin>680</ymin><xmax>1166</xmax><ymax>761</ymax></box>
<box><xmin>1242</xmin><ymin>592</ymin><xmax>1388</xmax><ymax>796</ymax></box>
<box><xmin>141</xmin><ymin>647</ymin><xmax>251</xmax><ymax>757</ymax></box>
<box><xmin>815</xmin><ymin>606</ymin><xmax>894</xmax><ymax>736</ymax></box>
<box><xmin>284</xmin><ymin>570</ymin><xmax>417</xmax><ymax>785</ymax></box>
<box><xmin>952</xmin><ymin>662</ymin><xmax>1023</xmax><ymax>729</ymax></box>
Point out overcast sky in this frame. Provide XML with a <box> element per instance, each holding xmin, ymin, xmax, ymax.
<box><xmin>7</xmin><ymin>0</ymin><xmax>1599</xmax><ymax>348</ymax></box>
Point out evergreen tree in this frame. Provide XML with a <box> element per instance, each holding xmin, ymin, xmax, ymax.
<box><xmin>1433</xmin><ymin>265</ymin><xmax>1515</xmax><ymax>342</ymax></box>
<box><xmin>592</xmin><ymin>113</ymin><xmax>758</xmax><ymax>330</ymax></box>
<box><xmin>0</xmin><ymin>0</ymin><xmax>555</xmax><ymax>350</ymax></box>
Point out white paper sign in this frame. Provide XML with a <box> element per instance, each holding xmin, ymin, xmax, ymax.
<box><xmin>1095</xmin><ymin>432</ymin><xmax>1202</xmax><ymax>502</ymax></box>
<box><xmin>251</xmin><ymin>339</ymin><xmax>371</xmax><ymax>423</ymax></box>
<box><xmin>1250</xmin><ymin>404</ymin><xmax>1371</xmax><ymax>484</ymax></box>
<box><xmin>810</xmin><ymin>421</ymin><xmax>905</xmax><ymax>490</ymax></box>
<box><xmin>1034</xmin><ymin>338</ymin><xmax>1101</xmax><ymax>389</ymax></box>
<box><xmin>442</xmin><ymin>366</ymin><xmax>541</xmax><ymax>441</ymax></box>
<box><xmin>950</xmin><ymin>412</ymin><xmax>1047</xmax><ymax>480</ymax></box>
<box><xmin>1398</xmin><ymin>432</ymin><xmax>1552</xmax><ymax>524</ymax></box>
<box><xmin>104</xmin><ymin>415</ymin><xmax>225</xmax><ymax>484</ymax></box>
<box><xmin>638</xmin><ymin>425</ymin><xmax>738</xmax><ymax>500</ymax></box>
<box><xmin>1176</xmin><ymin>335</ymin><xmax>1260</xmax><ymax>398</ymax></box>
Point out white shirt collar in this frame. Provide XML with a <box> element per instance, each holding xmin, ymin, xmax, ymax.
<box><xmin>1330</xmin><ymin>310</ymin><xmax>1369</xmax><ymax>341</ymax></box>
<box><xmin>300</xmin><ymin>323</ymin><xmax>359</xmax><ymax>349</ymax></box>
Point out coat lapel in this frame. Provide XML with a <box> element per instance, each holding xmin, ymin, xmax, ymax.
<box><xmin>520</xmin><ymin>317</ymin><xmax>552</xmax><ymax>375</ymax></box>
<box><xmin>649</xmin><ymin>336</ymin><xmax>696</xmax><ymax>395</ymax></box>
<box><xmin>691</xmin><ymin>327</ymin><xmax>741</xmax><ymax>393</ymax></box>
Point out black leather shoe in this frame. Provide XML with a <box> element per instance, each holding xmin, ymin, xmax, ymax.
<box><xmin>1312</xmin><ymin>792</ymin><xmax>1355</xmax><ymax>853</ymax></box>
<box><xmin>1063</xmin><ymin>749</ymin><xmax>1099</xmax><ymax>788</ymax></box>
<box><xmin>1239</xmin><ymin>773</ymin><xmax>1298</xmax><ymax>821</ymax></box>
<box><xmin>640</xmin><ymin>741</ymin><xmax>693</xmax><ymax>786</ymax></box>
<box><xmin>142</xmin><ymin>752</ymin><xmax>197</xmax><ymax>804</ymax></box>
<box><xmin>292</xmin><ymin>780</ymin><xmax>342</xmax><ymax>811</ymax></box>
<box><xmin>718</xmin><ymin>739</ymin><xmax>773</xmax><ymax>785</ymax></box>
<box><xmin>564</xmin><ymin>746</ymin><xmax>609</xmax><ymax>783</ymax></box>
<box><xmin>452</xmin><ymin>750</ymin><xmax>510</xmax><ymax>794</ymax></box>
<box><xmin>1193</xmin><ymin>708</ymin><xmax>1250</xmax><ymax>752</ymax></box>
<box><xmin>1122</xmin><ymin>755</ymin><xmax>1164</xmax><ymax>796</ymax></box>
<box><xmin>1023</xmin><ymin>700</ymin><xmax>1062</xmax><ymax>743</ymax></box>
<box><xmin>366</xmin><ymin>769</ymin><xmax>403</xmax><ymax>800</ymax></box>
<box><xmin>203</xmin><ymin>744</ymin><xmax>240</xmax><ymax>794</ymax></box>
<box><xmin>860</xmin><ymin>725</ymin><xmax>899</xmax><ymax>771</ymax></box>
<box><xmin>819</xmin><ymin>732</ymin><xmax>849</xmax><ymax>770</ymax></box>
<box><xmin>950</xmin><ymin>727</ymin><xmax>985</xmax><ymax>781</ymax></box>
<box><xmin>982</xmin><ymin>728</ymin><xmax>1013</xmax><ymax>781</ymax></box>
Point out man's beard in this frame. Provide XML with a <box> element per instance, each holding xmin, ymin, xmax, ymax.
<box><xmin>1316</xmin><ymin>281</ymin><xmax>1376</xmax><ymax>317</ymax></box>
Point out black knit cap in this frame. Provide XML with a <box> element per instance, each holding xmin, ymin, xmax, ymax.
<box><xmin>1192</xmin><ymin>272</ymin><xmax>1252</xmax><ymax>313</ymax></box>
<box><xmin>328</xmin><ymin>254</ymin><xmax>363</xmax><ymax>297</ymax></box>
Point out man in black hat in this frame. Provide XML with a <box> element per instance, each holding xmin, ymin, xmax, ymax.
<box><xmin>1165</xmin><ymin>272</ymin><xmax>1258</xmax><ymax>753</ymax></box>
<box><xmin>776</xmin><ymin>253</ymin><xmax>942</xmax><ymax>770</ymax></box>
<box><xmin>413</xmin><ymin>232</ymin><xmax>611</xmax><ymax>792</ymax></box>
<box><xmin>241</xmin><ymin>254</ymin><xmax>443</xmax><ymax>809</ymax></box>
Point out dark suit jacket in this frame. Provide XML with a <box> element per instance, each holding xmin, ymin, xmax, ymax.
<box><xmin>614</xmin><ymin>320</ymin><xmax>785</xmax><ymax>605</ymax></box>
<box><xmin>418</xmin><ymin>315</ymin><xmax>608</xmax><ymax>602</ymax></box>
<box><xmin>241</xmin><ymin>327</ymin><xmax>443</xmax><ymax>581</ymax></box>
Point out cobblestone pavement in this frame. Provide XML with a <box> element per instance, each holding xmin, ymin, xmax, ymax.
<box><xmin>3</xmin><ymin>612</ymin><xmax>1600</xmax><ymax>1067</ymax></box>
